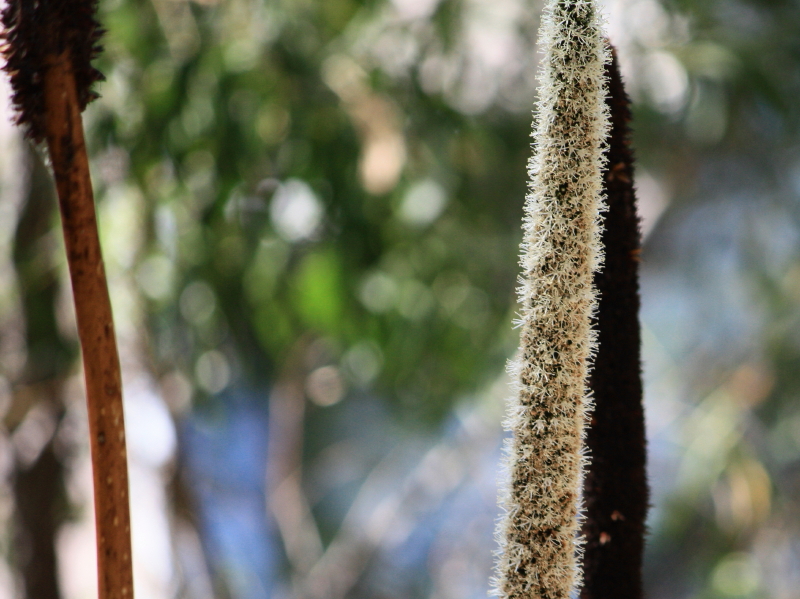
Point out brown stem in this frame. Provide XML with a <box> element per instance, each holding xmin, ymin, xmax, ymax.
<box><xmin>42</xmin><ymin>51</ymin><xmax>134</xmax><ymax>599</ymax></box>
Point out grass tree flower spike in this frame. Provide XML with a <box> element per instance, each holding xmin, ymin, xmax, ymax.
<box><xmin>494</xmin><ymin>1</ymin><xmax>609</xmax><ymax>598</ymax></box>
<box><xmin>581</xmin><ymin>46</ymin><xmax>648</xmax><ymax>599</ymax></box>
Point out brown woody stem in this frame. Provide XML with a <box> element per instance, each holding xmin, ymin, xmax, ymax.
<box><xmin>42</xmin><ymin>51</ymin><xmax>134</xmax><ymax>599</ymax></box>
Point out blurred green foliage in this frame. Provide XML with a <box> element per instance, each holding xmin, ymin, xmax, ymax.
<box><xmin>88</xmin><ymin>0</ymin><xmax>536</xmax><ymax>424</ymax></box>
<box><xmin>84</xmin><ymin>0</ymin><xmax>800</xmax><ymax>596</ymax></box>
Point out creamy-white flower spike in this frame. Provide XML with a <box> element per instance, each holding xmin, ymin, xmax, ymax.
<box><xmin>493</xmin><ymin>1</ymin><xmax>609</xmax><ymax>598</ymax></box>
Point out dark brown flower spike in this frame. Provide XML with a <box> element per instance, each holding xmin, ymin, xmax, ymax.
<box><xmin>581</xmin><ymin>44</ymin><xmax>649</xmax><ymax>599</ymax></box>
<box><xmin>2</xmin><ymin>0</ymin><xmax>104</xmax><ymax>141</ymax></box>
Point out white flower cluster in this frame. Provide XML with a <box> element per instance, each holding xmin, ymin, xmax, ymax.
<box><xmin>494</xmin><ymin>1</ymin><xmax>609</xmax><ymax>598</ymax></box>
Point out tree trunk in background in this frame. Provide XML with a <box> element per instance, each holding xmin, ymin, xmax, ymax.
<box><xmin>9</xmin><ymin>145</ymin><xmax>73</xmax><ymax>599</ymax></box>
<box><xmin>581</xmin><ymin>46</ymin><xmax>648</xmax><ymax>599</ymax></box>
<box><xmin>13</xmin><ymin>424</ymin><xmax>67</xmax><ymax>599</ymax></box>
<box><xmin>169</xmin><ymin>448</ymin><xmax>234</xmax><ymax>599</ymax></box>
<box><xmin>12</xmin><ymin>146</ymin><xmax>74</xmax><ymax>382</ymax></box>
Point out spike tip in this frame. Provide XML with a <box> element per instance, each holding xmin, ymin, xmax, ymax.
<box><xmin>1</xmin><ymin>0</ymin><xmax>104</xmax><ymax>141</ymax></box>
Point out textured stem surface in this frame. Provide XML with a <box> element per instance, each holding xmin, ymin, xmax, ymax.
<box><xmin>580</xmin><ymin>46</ymin><xmax>648</xmax><ymax>599</ymax></box>
<box><xmin>43</xmin><ymin>53</ymin><xmax>134</xmax><ymax>599</ymax></box>
<box><xmin>494</xmin><ymin>2</ymin><xmax>608</xmax><ymax>598</ymax></box>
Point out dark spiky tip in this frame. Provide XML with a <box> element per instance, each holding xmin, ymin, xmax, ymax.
<box><xmin>1</xmin><ymin>0</ymin><xmax>105</xmax><ymax>142</ymax></box>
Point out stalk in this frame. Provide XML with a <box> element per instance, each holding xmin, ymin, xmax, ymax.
<box><xmin>580</xmin><ymin>46</ymin><xmax>648</xmax><ymax>599</ymax></box>
<box><xmin>2</xmin><ymin>2</ymin><xmax>134</xmax><ymax>598</ymax></box>
<box><xmin>493</xmin><ymin>2</ymin><xmax>609</xmax><ymax>598</ymax></box>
